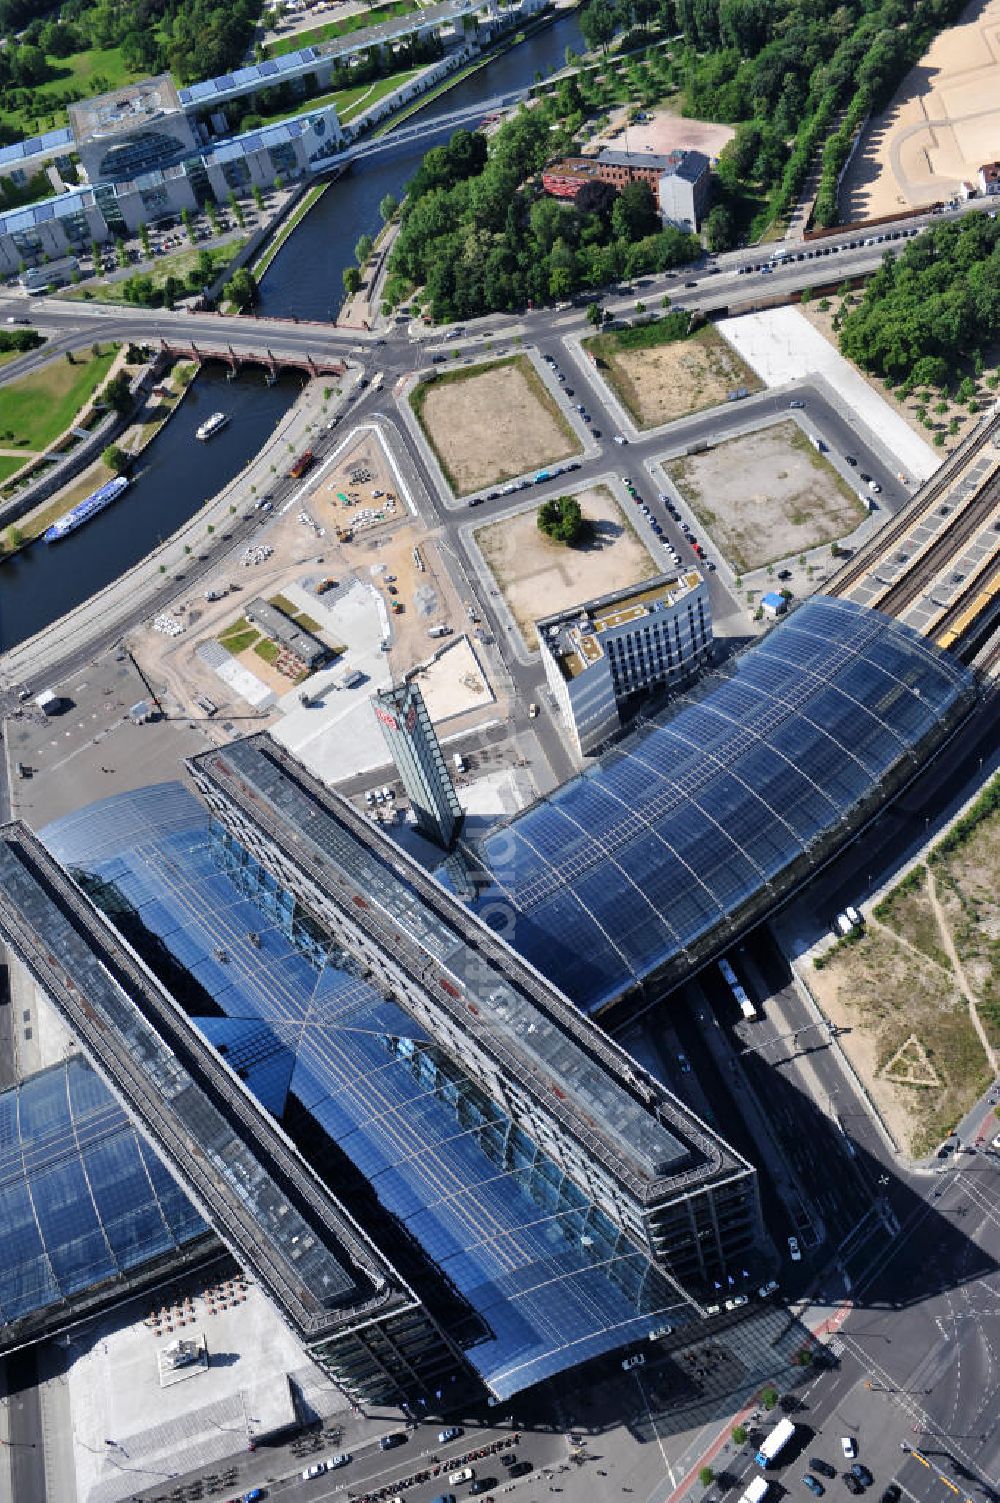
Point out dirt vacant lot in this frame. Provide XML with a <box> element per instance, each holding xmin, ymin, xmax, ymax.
<box><xmin>666</xmin><ymin>420</ymin><xmax>864</xmax><ymax>572</ymax></box>
<box><xmin>808</xmin><ymin>780</ymin><xmax>1000</xmax><ymax>1158</ymax></box>
<box><xmin>588</xmin><ymin>324</ymin><xmax>761</xmax><ymax>428</ymax></box>
<box><xmin>412</xmin><ymin>356</ymin><xmax>580</xmax><ymax>494</ymax></box>
<box><xmin>475</xmin><ymin>485</ymin><xmax>657</xmax><ymax>651</ymax></box>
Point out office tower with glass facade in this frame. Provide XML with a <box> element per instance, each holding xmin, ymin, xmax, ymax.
<box><xmin>372</xmin><ymin>681</ymin><xmax>463</xmax><ymax>849</ymax></box>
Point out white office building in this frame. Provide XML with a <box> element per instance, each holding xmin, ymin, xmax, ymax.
<box><xmin>538</xmin><ymin>571</ymin><xmax>712</xmax><ymax>756</ymax></box>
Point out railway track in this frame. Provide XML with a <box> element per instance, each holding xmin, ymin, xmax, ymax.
<box><xmin>828</xmin><ymin>410</ymin><xmax>1000</xmax><ymax>601</ymax></box>
<box><xmin>934</xmin><ymin>554</ymin><xmax>1000</xmax><ymax>657</ymax></box>
<box><xmin>875</xmin><ymin>469</ymin><xmax>1000</xmax><ymax>619</ymax></box>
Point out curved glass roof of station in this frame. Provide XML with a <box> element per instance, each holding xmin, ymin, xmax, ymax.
<box><xmin>458</xmin><ymin>598</ymin><xmax>973</xmax><ymax>1015</ymax></box>
<box><xmin>0</xmin><ymin>1056</ymin><xmax>207</xmax><ymax>1327</ymax></box>
<box><xmin>39</xmin><ymin>787</ymin><xmax>691</xmax><ymax>1397</ymax></box>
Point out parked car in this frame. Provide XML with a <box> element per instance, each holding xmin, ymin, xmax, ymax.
<box><xmin>852</xmin><ymin>1465</ymin><xmax>874</xmax><ymax>1487</ymax></box>
<box><xmin>380</xmin><ymin>1432</ymin><xmax>407</xmax><ymax>1451</ymax></box>
<box><xmin>879</xmin><ymin>1486</ymin><xmax>900</xmax><ymax>1503</ymax></box>
<box><xmin>841</xmin><ymin>1438</ymin><xmax>858</xmax><ymax>1460</ymax></box>
<box><xmin>326</xmin><ymin>1455</ymin><xmax>351</xmax><ymax>1470</ymax></box>
<box><xmin>810</xmin><ymin>1459</ymin><xmax>836</xmax><ymax>1479</ymax></box>
<box><xmin>804</xmin><ymin>1476</ymin><xmax>826</xmax><ymax>1497</ymax></box>
<box><xmin>439</xmin><ymin>1427</ymin><xmax>463</xmax><ymax>1444</ymax></box>
<box><xmin>302</xmin><ymin>1463</ymin><xmax>325</xmax><ymax>1480</ymax></box>
<box><xmin>622</xmin><ymin>1353</ymin><xmax>645</xmax><ymax>1371</ymax></box>
<box><xmin>844</xmin><ymin>1477</ymin><xmax>864</xmax><ymax>1496</ymax></box>
<box><xmin>725</xmin><ymin>1294</ymin><xmax>748</xmax><ymax>1310</ymax></box>
<box><xmin>788</xmin><ymin>1236</ymin><xmax>802</xmax><ymax>1261</ymax></box>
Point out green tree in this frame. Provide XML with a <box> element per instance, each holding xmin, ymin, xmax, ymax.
<box><xmin>587</xmin><ymin>301</ymin><xmax>603</xmax><ymax>326</ymax></box>
<box><xmin>102</xmin><ymin>372</ymin><xmax>133</xmax><ymax>417</ymax></box>
<box><xmin>354</xmin><ymin>233</ymin><xmax>374</xmax><ymax>265</ymax></box>
<box><xmin>379</xmin><ymin>193</ymin><xmax>399</xmax><ymax>223</ymax></box>
<box><xmin>761</xmin><ymin>1387</ymin><xmax>779</xmax><ymax>1411</ymax></box>
<box><xmin>579</xmin><ymin>0</ymin><xmax>617</xmax><ymax>53</ymax></box>
<box><xmin>252</xmin><ymin>185</ymin><xmax>264</xmax><ymax>213</ymax></box>
<box><xmin>138</xmin><ymin>221</ymin><xmax>151</xmax><ymax>259</ymax></box>
<box><xmin>705</xmin><ymin>203</ymin><xmax>737</xmax><ymax>252</ymax></box>
<box><xmin>343</xmin><ymin>265</ymin><xmax>361</xmax><ymax>295</ymax></box>
<box><xmin>537</xmin><ymin>494</ymin><xmax>587</xmax><ymax>545</ymax></box>
<box><xmin>224</xmin><ymin>267</ymin><xmax>258</xmax><ymax>310</ymax></box>
<box><xmin>102</xmin><ymin>443</ymin><xmax>129</xmax><ymax>475</ymax></box>
<box><xmin>611</xmin><ymin>181</ymin><xmax>659</xmax><ymax>242</ymax></box>
<box><xmin>699</xmin><ymin>1468</ymin><xmax>715</xmax><ymax>1488</ymax></box>
<box><xmin>732</xmin><ymin>1426</ymin><xmax>748</xmax><ymax>1445</ymax></box>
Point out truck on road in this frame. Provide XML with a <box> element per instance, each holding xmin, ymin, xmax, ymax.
<box><xmin>740</xmin><ymin>1478</ymin><xmax>770</xmax><ymax>1503</ymax></box>
<box><xmin>755</xmin><ymin>1418</ymin><xmax>796</xmax><ymax>1468</ymax></box>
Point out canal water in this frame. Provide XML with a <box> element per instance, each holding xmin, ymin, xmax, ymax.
<box><xmin>0</xmin><ymin>9</ymin><xmax>584</xmax><ymax>650</ymax></box>
<box><xmin>257</xmin><ymin>8</ymin><xmax>585</xmax><ymax>320</ymax></box>
<box><xmin>0</xmin><ymin>366</ymin><xmax>303</xmax><ymax>651</ymax></box>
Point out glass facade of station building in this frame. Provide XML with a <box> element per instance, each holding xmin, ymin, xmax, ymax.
<box><xmin>4</xmin><ymin>784</ymin><xmax>727</xmax><ymax>1401</ymax></box>
<box><xmin>0</xmin><ymin>597</ymin><xmax>973</xmax><ymax>1400</ymax></box>
<box><xmin>458</xmin><ymin>597</ymin><xmax>975</xmax><ymax>1017</ymax></box>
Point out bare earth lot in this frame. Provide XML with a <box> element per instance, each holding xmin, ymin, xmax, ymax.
<box><xmin>593</xmin><ymin>325</ymin><xmax>761</xmax><ymax>428</ymax></box>
<box><xmin>589</xmin><ymin>103</ymin><xmax>735</xmax><ymax>160</ymax></box>
<box><xmin>666</xmin><ymin>420</ymin><xmax>864</xmax><ymax>573</ymax></box>
<box><xmin>413</xmin><ymin>356</ymin><xmax>580</xmax><ymax>494</ymax></box>
<box><xmin>475</xmin><ymin>485</ymin><xmax>657</xmax><ymax>651</ymax></box>
<box><xmin>841</xmin><ymin>0</ymin><xmax>1000</xmax><ymax>219</ymax></box>
<box><xmin>808</xmin><ymin>779</ymin><xmax>1000</xmax><ymax>1159</ymax></box>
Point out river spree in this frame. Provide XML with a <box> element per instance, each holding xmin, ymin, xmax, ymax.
<box><xmin>0</xmin><ymin>9</ymin><xmax>585</xmax><ymax>650</ymax></box>
<box><xmin>257</xmin><ymin>9</ymin><xmax>585</xmax><ymax>321</ymax></box>
<box><xmin>0</xmin><ymin>366</ymin><xmax>303</xmax><ymax>651</ymax></box>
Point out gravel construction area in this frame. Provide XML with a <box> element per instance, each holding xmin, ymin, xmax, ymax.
<box><xmin>840</xmin><ymin>0</ymin><xmax>1000</xmax><ymax>219</ymax></box>
<box><xmin>474</xmin><ymin>484</ymin><xmax>658</xmax><ymax>652</ymax></box>
<box><xmin>666</xmin><ymin>420</ymin><xmax>865</xmax><ymax>574</ymax></box>
<box><xmin>589</xmin><ymin>324</ymin><xmax>761</xmax><ymax>427</ymax></box>
<box><xmin>412</xmin><ymin>356</ymin><xmax>581</xmax><ymax>494</ymax></box>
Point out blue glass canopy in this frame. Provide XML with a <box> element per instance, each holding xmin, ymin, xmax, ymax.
<box><xmin>0</xmin><ymin>1056</ymin><xmax>207</xmax><ymax>1326</ymax></box>
<box><xmin>461</xmin><ymin>597</ymin><xmax>973</xmax><ymax>1013</ymax></box>
<box><xmin>41</xmin><ymin>786</ymin><xmax>689</xmax><ymax>1398</ymax></box>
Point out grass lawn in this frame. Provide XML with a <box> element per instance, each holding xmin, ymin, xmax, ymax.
<box><xmin>219</xmin><ymin>622</ymin><xmax>261</xmax><ymax>655</ymax></box>
<box><xmin>61</xmin><ymin>241</ymin><xmax>245</xmax><ymax>305</ymax></box>
<box><xmin>0</xmin><ymin>348</ymin><xmax>117</xmax><ymax>453</ymax></box>
<box><xmin>0</xmin><ymin>45</ymin><xmax>139</xmax><ymax>135</ymax></box>
<box><xmin>254</xmin><ymin>638</ymin><xmax>280</xmax><ymax>665</ymax></box>
<box><xmin>0</xmin><ymin>454</ymin><xmax>26</xmax><ymax>484</ymax></box>
<box><xmin>267</xmin><ymin>2</ymin><xmax>417</xmax><ymax>56</ymax></box>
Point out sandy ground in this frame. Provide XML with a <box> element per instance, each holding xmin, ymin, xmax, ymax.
<box><xmin>667</xmin><ymin>420</ymin><xmax>865</xmax><ymax>573</ymax></box>
<box><xmin>593</xmin><ymin>325</ymin><xmax>761</xmax><ymax>427</ymax></box>
<box><xmin>590</xmin><ymin>103</ymin><xmax>735</xmax><ymax>163</ymax></box>
<box><xmin>718</xmin><ymin>306</ymin><xmax>941</xmax><ymax>482</ymax></box>
<box><xmin>840</xmin><ymin>0</ymin><xmax>1000</xmax><ymax>219</ymax></box>
<box><xmin>415</xmin><ymin>358</ymin><xmax>581</xmax><ymax>494</ymax></box>
<box><xmin>475</xmin><ymin>484</ymin><xmax>658</xmax><ymax>651</ymax></box>
<box><xmin>135</xmin><ymin>426</ymin><xmax>473</xmax><ymax>726</ymax></box>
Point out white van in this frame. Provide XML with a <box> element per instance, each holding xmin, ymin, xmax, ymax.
<box><xmin>449</xmin><ymin>1467</ymin><xmax>474</xmax><ymax>1485</ymax></box>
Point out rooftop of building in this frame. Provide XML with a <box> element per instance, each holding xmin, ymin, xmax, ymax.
<box><xmin>597</xmin><ymin>147</ymin><xmax>676</xmax><ymax>171</ymax></box>
<box><xmin>539</xmin><ymin>571</ymin><xmax>704</xmax><ymax>680</ymax></box>
<box><xmin>69</xmin><ymin>74</ymin><xmax>182</xmax><ymax>144</ymax></box>
<box><xmin>191</xmin><ymin>734</ymin><xmax>746</xmax><ymax>1204</ymax></box>
<box><xmin>33</xmin><ymin>782</ymin><xmax>705</xmax><ymax>1398</ymax></box>
<box><xmin>0</xmin><ymin>823</ymin><xmax>414</xmax><ymax>1347</ymax></box>
<box><xmin>0</xmin><ymin>1054</ymin><xmax>211</xmax><ymax>1350</ymax></box>
<box><xmin>246</xmin><ymin>596</ymin><xmax>330</xmax><ymax>667</ymax></box>
<box><xmin>454</xmin><ymin>597</ymin><xmax>975</xmax><ymax>1016</ymax></box>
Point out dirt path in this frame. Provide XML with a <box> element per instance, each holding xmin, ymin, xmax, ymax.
<box><xmin>866</xmin><ymin>913</ymin><xmax>951</xmax><ymax>975</ymax></box>
<box><xmin>926</xmin><ymin>866</ymin><xmax>999</xmax><ymax>1074</ymax></box>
